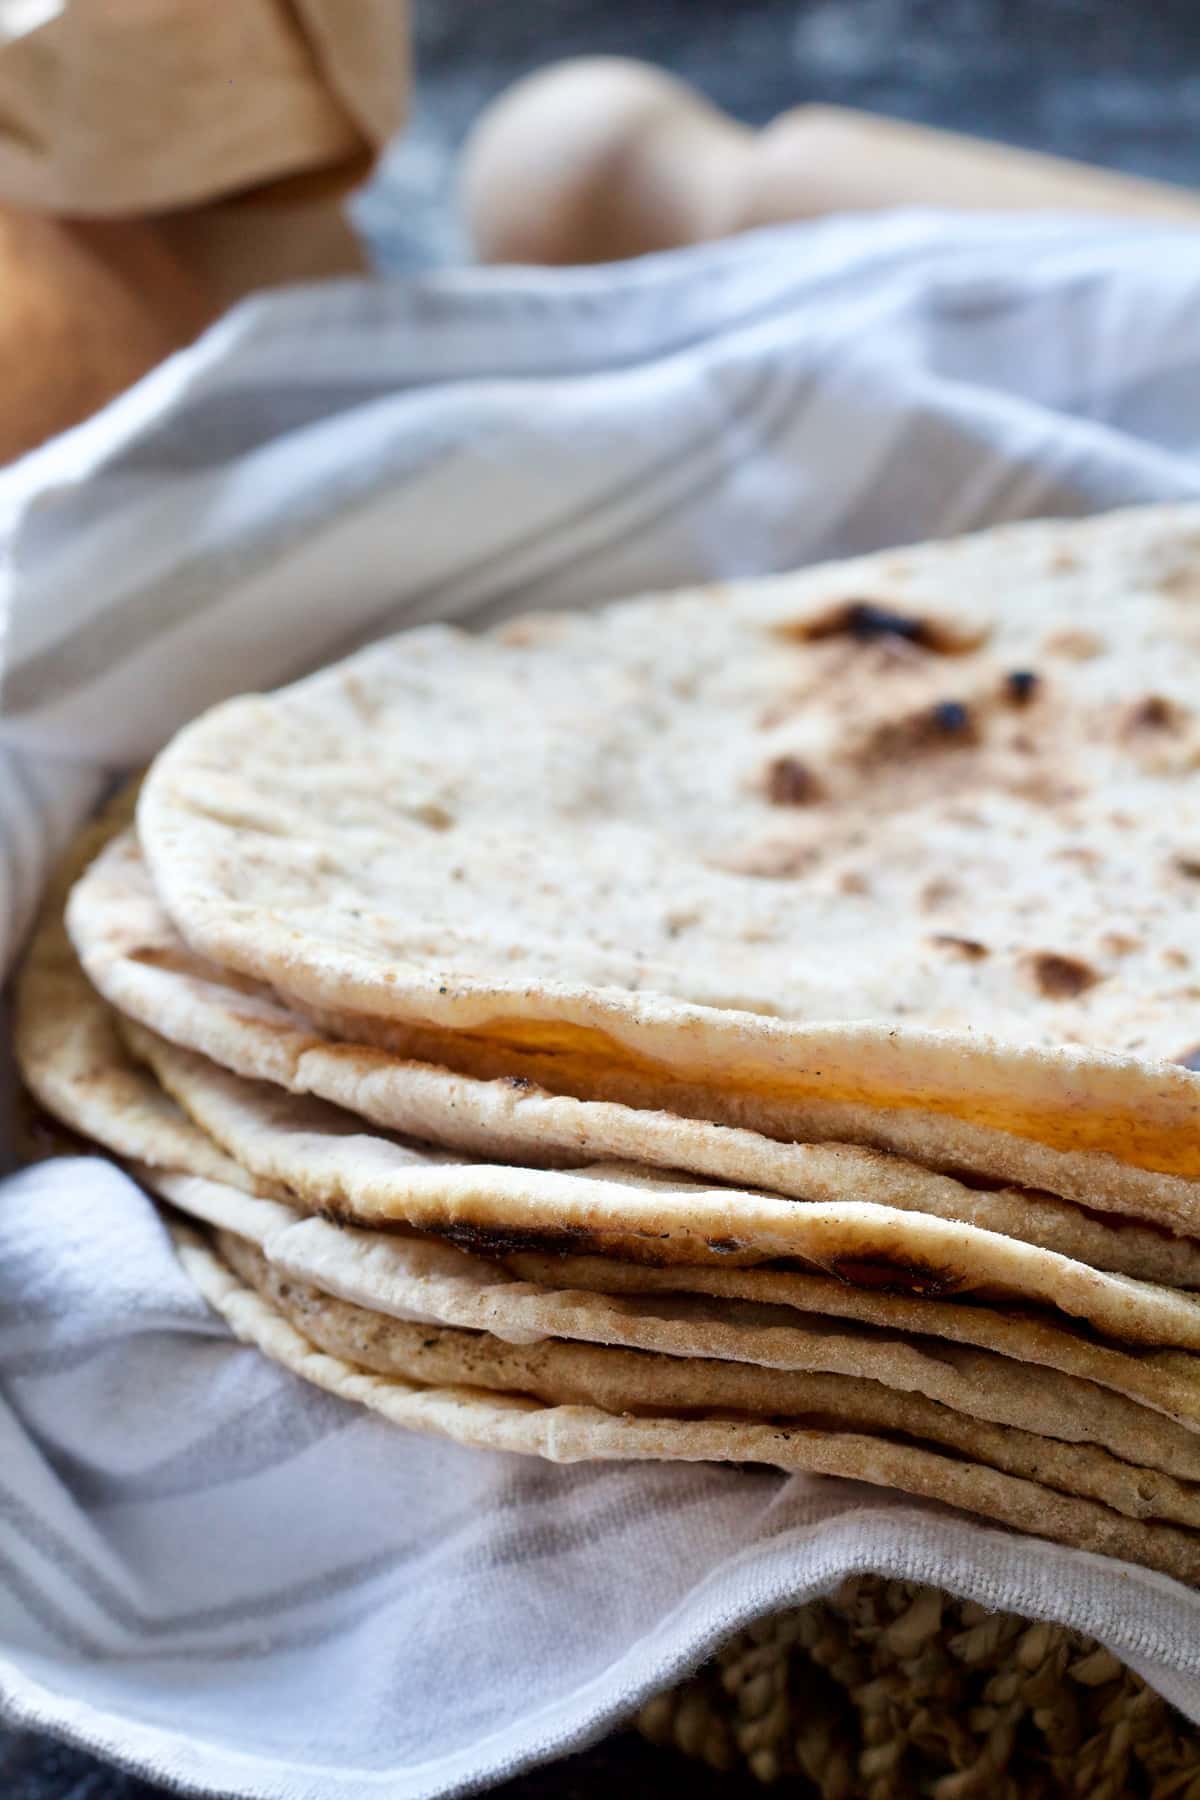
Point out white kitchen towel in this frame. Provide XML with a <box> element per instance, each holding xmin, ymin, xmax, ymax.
<box><xmin>3</xmin><ymin>211</ymin><xmax>1200</xmax><ymax>1799</ymax></box>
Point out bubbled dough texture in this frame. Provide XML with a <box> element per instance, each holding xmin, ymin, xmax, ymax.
<box><xmin>138</xmin><ymin>504</ymin><xmax>1200</xmax><ymax>1178</ymax></box>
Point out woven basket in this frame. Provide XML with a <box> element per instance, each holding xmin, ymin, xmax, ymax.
<box><xmin>638</xmin><ymin>1576</ymin><xmax>1200</xmax><ymax>1797</ymax></box>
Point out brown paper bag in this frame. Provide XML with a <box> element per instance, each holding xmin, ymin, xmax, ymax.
<box><xmin>0</xmin><ymin>1</ymin><xmax>408</xmax><ymax>459</ymax></box>
<box><xmin>0</xmin><ymin>0</ymin><xmax>407</xmax><ymax>215</ymax></box>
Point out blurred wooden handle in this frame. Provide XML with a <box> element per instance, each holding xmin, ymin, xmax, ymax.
<box><xmin>464</xmin><ymin>61</ymin><xmax>1200</xmax><ymax>267</ymax></box>
<box><xmin>743</xmin><ymin>106</ymin><xmax>1200</xmax><ymax>227</ymax></box>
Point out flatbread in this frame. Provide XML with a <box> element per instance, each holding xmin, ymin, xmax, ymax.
<box><xmin>144</xmin><ymin>1170</ymin><xmax>1200</xmax><ymax>1482</ymax></box>
<box><xmin>139</xmin><ymin>504</ymin><xmax>1200</xmax><ymax>1220</ymax></box>
<box><xmin>29</xmin><ymin>836</ymin><xmax>1200</xmax><ymax>1489</ymax></box>
<box><xmin>36</xmin><ymin>879</ymin><xmax>1200</xmax><ymax>1443</ymax></box>
<box><xmin>69</xmin><ymin>831</ymin><xmax>1200</xmax><ymax>1292</ymax></box>
<box><xmin>12</xmin><ymin>795</ymin><xmax>257</xmax><ymax>1193</ymax></box>
<box><xmin>216</xmin><ymin>1227</ymin><xmax>1200</xmax><ymax>1533</ymax></box>
<box><xmin>178</xmin><ymin>1225</ymin><xmax>1200</xmax><ymax>1588</ymax></box>
<box><xmin>125</xmin><ymin>1018</ymin><xmax>1200</xmax><ymax>1351</ymax></box>
<box><xmin>510</xmin><ymin>1250</ymin><xmax>1200</xmax><ymax>1440</ymax></box>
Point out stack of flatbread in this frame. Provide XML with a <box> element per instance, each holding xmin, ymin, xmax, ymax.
<box><xmin>18</xmin><ymin>501</ymin><xmax>1200</xmax><ymax>1585</ymax></box>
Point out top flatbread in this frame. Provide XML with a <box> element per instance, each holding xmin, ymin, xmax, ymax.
<box><xmin>139</xmin><ymin>505</ymin><xmax>1200</xmax><ymax>1204</ymax></box>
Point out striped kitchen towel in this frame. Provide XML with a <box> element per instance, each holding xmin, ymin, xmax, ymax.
<box><xmin>2</xmin><ymin>212</ymin><xmax>1200</xmax><ymax>1800</ymax></box>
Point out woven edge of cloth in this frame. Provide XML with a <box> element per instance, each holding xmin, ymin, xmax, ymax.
<box><xmin>639</xmin><ymin>1576</ymin><xmax>1200</xmax><ymax>1798</ymax></box>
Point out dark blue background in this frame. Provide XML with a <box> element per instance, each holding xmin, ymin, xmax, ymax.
<box><xmin>8</xmin><ymin>0</ymin><xmax>1200</xmax><ymax>1792</ymax></box>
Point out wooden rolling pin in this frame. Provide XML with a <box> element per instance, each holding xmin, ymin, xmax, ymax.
<box><xmin>462</xmin><ymin>58</ymin><xmax>1200</xmax><ymax>266</ymax></box>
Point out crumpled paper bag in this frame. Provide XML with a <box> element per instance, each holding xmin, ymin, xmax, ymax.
<box><xmin>0</xmin><ymin>0</ymin><xmax>406</xmax><ymax>215</ymax></box>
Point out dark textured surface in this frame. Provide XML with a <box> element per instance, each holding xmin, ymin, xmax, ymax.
<box><xmin>8</xmin><ymin>1</ymin><xmax>1200</xmax><ymax>1793</ymax></box>
<box><xmin>0</xmin><ymin>1725</ymin><xmax>733</xmax><ymax>1800</ymax></box>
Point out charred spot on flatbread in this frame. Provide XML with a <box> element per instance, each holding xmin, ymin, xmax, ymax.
<box><xmin>929</xmin><ymin>934</ymin><xmax>989</xmax><ymax>961</ymax></box>
<box><xmin>1003</xmin><ymin>669</ymin><xmax>1040</xmax><ymax>706</ymax></box>
<box><xmin>779</xmin><ymin>600</ymin><xmax>986</xmax><ymax>655</ymax></box>
<box><xmin>426</xmin><ymin>1221</ymin><xmax>609</xmax><ymax>1260</ymax></box>
<box><xmin>1022</xmin><ymin>951</ymin><xmax>1103</xmax><ymax>1001</ymax></box>
<box><xmin>850</xmin><ymin>699</ymin><xmax>980</xmax><ymax>771</ymax></box>
<box><xmin>763</xmin><ymin>755</ymin><xmax>822</xmax><ymax>806</ymax></box>
<box><xmin>826</xmin><ymin>1254</ymin><xmax>967</xmax><ymax>1299</ymax></box>
<box><xmin>1123</xmin><ymin>695</ymin><xmax>1182</xmax><ymax>736</ymax></box>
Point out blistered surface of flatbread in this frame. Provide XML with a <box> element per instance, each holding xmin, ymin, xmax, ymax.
<box><xmin>140</xmin><ymin>505</ymin><xmax>1200</xmax><ymax>1192</ymax></box>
